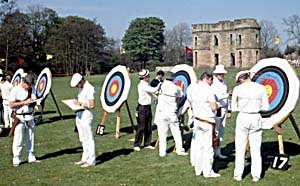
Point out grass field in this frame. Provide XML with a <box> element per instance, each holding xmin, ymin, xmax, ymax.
<box><xmin>0</xmin><ymin>68</ymin><xmax>300</xmax><ymax>186</ymax></box>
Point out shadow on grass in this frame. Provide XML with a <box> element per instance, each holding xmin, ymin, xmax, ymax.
<box><xmin>213</xmin><ymin>141</ymin><xmax>300</xmax><ymax>178</ymax></box>
<box><xmin>35</xmin><ymin>110</ymin><xmax>57</xmax><ymax>115</ymax></box>
<box><xmin>36</xmin><ymin>114</ymin><xmax>76</xmax><ymax>126</ymax></box>
<box><xmin>96</xmin><ymin>148</ymin><xmax>134</xmax><ymax>165</ymax></box>
<box><xmin>37</xmin><ymin>146</ymin><xmax>82</xmax><ymax>160</ymax></box>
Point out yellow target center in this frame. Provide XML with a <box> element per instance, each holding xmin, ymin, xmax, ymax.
<box><xmin>264</xmin><ymin>85</ymin><xmax>273</xmax><ymax>97</ymax></box>
<box><xmin>111</xmin><ymin>84</ymin><xmax>118</xmax><ymax>94</ymax></box>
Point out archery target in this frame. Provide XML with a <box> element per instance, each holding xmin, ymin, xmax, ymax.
<box><xmin>250</xmin><ymin>58</ymin><xmax>299</xmax><ymax>129</ymax></box>
<box><xmin>35</xmin><ymin>68</ymin><xmax>52</xmax><ymax>100</ymax></box>
<box><xmin>171</xmin><ymin>64</ymin><xmax>197</xmax><ymax>96</ymax></box>
<box><xmin>101</xmin><ymin>65</ymin><xmax>131</xmax><ymax>113</ymax></box>
<box><xmin>12</xmin><ymin>68</ymin><xmax>24</xmax><ymax>85</ymax></box>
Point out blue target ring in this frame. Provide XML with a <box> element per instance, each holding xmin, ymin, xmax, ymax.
<box><xmin>255</xmin><ymin>72</ymin><xmax>284</xmax><ymax>111</ymax></box>
<box><xmin>104</xmin><ymin>72</ymin><xmax>125</xmax><ymax>106</ymax></box>
<box><xmin>36</xmin><ymin>74</ymin><xmax>48</xmax><ymax>99</ymax></box>
<box><xmin>252</xmin><ymin>66</ymin><xmax>289</xmax><ymax>118</ymax></box>
<box><xmin>173</xmin><ymin>71</ymin><xmax>191</xmax><ymax>96</ymax></box>
<box><xmin>173</xmin><ymin>70</ymin><xmax>191</xmax><ymax>109</ymax></box>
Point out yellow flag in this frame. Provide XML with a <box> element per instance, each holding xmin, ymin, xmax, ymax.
<box><xmin>46</xmin><ymin>54</ymin><xmax>53</xmax><ymax>60</ymax></box>
<box><xmin>275</xmin><ymin>36</ymin><xmax>280</xmax><ymax>45</ymax></box>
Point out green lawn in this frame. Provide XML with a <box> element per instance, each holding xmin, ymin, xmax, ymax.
<box><xmin>0</xmin><ymin>68</ymin><xmax>300</xmax><ymax>186</ymax></box>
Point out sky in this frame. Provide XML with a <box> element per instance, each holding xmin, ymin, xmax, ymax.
<box><xmin>17</xmin><ymin>0</ymin><xmax>300</xmax><ymax>48</ymax></box>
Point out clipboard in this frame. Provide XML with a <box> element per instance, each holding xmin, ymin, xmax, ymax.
<box><xmin>62</xmin><ymin>99</ymin><xmax>84</xmax><ymax>111</ymax></box>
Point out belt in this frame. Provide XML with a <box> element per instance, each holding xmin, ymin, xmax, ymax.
<box><xmin>195</xmin><ymin>117</ymin><xmax>215</xmax><ymax>125</ymax></box>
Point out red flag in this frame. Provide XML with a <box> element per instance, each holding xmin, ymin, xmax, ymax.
<box><xmin>18</xmin><ymin>57</ymin><xmax>24</xmax><ymax>65</ymax></box>
<box><xmin>184</xmin><ymin>47</ymin><xmax>192</xmax><ymax>55</ymax></box>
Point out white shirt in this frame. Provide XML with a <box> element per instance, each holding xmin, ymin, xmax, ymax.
<box><xmin>138</xmin><ymin>80</ymin><xmax>160</xmax><ymax>105</ymax></box>
<box><xmin>9</xmin><ymin>84</ymin><xmax>36</xmax><ymax>121</ymax></box>
<box><xmin>211</xmin><ymin>76</ymin><xmax>228</xmax><ymax>108</ymax></box>
<box><xmin>187</xmin><ymin>81</ymin><xmax>216</xmax><ymax>123</ymax></box>
<box><xmin>78</xmin><ymin>81</ymin><xmax>95</xmax><ymax>109</ymax></box>
<box><xmin>231</xmin><ymin>81</ymin><xmax>269</xmax><ymax>113</ymax></box>
<box><xmin>0</xmin><ymin>80</ymin><xmax>13</xmax><ymax>104</ymax></box>
<box><xmin>156</xmin><ymin>80</ymin><xmax>182</xmax><ymax>114</ymax></box>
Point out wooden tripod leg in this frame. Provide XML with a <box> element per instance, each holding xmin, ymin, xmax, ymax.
<box><xmin>289</xmin><ymin>114</ymin><xmax>300</xmax><ymax>140</ymax></box>
<box><xmin>278</xmin><ymin>134</ymin><xmax>285</xmax><ymax>155</ymax></box>
<box><xmin>154</xmin><ymin>138</ymin><xmax>159</xmax><ymax>149</ymax></box>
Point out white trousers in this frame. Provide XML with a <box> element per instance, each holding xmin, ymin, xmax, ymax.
<box><xmin>3</xmin><ymin>102</ymin><xmax>12</xmax><ymax>128</ymax></box>
<box><xmin>234</xmin><ymin>113</ymin><xmax>262</xmax><ymax>179</ymax></box>
<box><xmin>156</xmin><ymin>112</ymin><xmax>185</xmax><ymax>157</ymax></box>
<box><xmin>215</xmin><ymin>108</ymin><xmax>226</xmax><ymax>142</ymax></box>
<box><xmin>190</xmin><ymin>129</ymin><xmax>196</xmax><ymax>166</ymax></box>
<box><xmin>76</xmin><ymin>110</ymin><xmax>96</xmax><ymax>165</ymax></box>
<box><xmin>193</xmin><ymin>120</ymin><xmax>214</xmax><ymax>176</ymax></box>
<box><xmin>12</xmin><ymin>119</ymin><xmax>36</xmax><ymax>165</ymax></box>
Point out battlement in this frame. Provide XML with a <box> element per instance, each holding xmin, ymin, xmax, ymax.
<box><xmin>192</xmin><ymin>18</ymin><xmax>260</xmax><ymax>33</ymax></box>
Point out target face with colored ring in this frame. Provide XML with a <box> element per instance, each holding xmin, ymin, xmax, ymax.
<box><xmin>101</xmin><ymin>65</ymin><xmax>131</xmax><ymax>113</ymax></box>
<box><xmin>252</xmin><ymin>66</ymin><xmax>289</xmax><ymax>117</ymax></box>
<box><xmin>35</xmin><ymin>68</ymin><xmax>52</xmax><ymax>101</ymax></box>
<box><xmin>250</xmin><ymin>58</ymin><xmax>299</xmax><ymax>129</ymax></box>
<box><xmin>171</xmin><ymin>64</ymin><xmax>197</xmax><ymax>109</ymax></box>
<box><xmin>12</xmin><ymin>68</ymin><xmax>24</xmax><ymax>85</ymax></box>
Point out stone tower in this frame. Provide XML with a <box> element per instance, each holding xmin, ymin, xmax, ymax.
<box><xmin>192</xmin><ymin>18</ymin><xmax>261</xmax><ymax>68</ymax></box>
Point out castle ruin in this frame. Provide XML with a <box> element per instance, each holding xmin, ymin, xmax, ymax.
<box><xmin>192</xmin><ymin>18</ymin><xmax>261</xmax><ymax>68</ymax></box>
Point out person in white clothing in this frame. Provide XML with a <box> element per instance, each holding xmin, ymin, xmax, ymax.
<box><xmin>154</xmin><ymin>72</ymin><xmax>187</xmax><ymax>157</ymax></box>
<box><xmin>187</xmin><ymin>72</ymin><xmax>220</xmax><ymax>178</ymax></box>
<box><xmin>9</xmin><ymin>75</ymin><xmax>40</xmax><ymax>167</ymax></box>
<box><xmin>71</xmin><ymin>73</ymin><xmax>96</xmax><ymax>168</ymax></box>
<box><xmin>231</xmin><ymin>70</ymin><xmax>269</xmax><ymax>182</ymax></box>
<box><xmin>133</xmin><ymin>69</ymin><xmax>161</xmax><ymax>151</ymax></box>
<box><xmin>211</xmin><ymin>64</ymin><xmax>230</xmax><ymax>159</ymax></box>
<box><xmin>1</xmin><ymin>75</ymin><xmax>13</xmax><ymax>128</ymax></box>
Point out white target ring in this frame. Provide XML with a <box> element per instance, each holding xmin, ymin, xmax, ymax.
<box><xmin>250</xmin><ymin>58</ymin><xmax>300</xmax><ymax>129</ymax></box>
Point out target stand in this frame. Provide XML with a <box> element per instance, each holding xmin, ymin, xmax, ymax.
<box><xmin>100</xmin><ymin>65</ymin><xmax>135</xmax><ymax>135</ymax></box>
<box><xmin>35</xmin><ymin>68</ymin><xmax>63</xmax><ymax>123</ymax></box>
<box><xmin>250</xmin><ymin>58</ymin><xmax>300</xmax><ymax>170</ymax></box>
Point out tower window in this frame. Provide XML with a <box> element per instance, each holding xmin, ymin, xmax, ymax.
<box><xmin>231</xmin><ymin>53</ymin><xmax>235</xmax><ymax>66</ymax></box>
<box><xmin>214</xmin><ymin>35</ymin><xmax>219</xmax><ymax>46</ymax></box>
<box><xmin>230</xmin><ymin>34</ymin><xmax>233</xmax><ymax>45</ymax></box>
<box><xmin>238</xmin><ymin>35</ymin><xmax>242</xmax><ymax>45</ymax></box>
<box><xmin>215</xmin><ymin>53</ymin><xmax>219</xmax><ymax>65</ymax></box>
<box><xmin>194</xmin><ymin>51</ymin><xmax>198</xmax><ymax>67</ymax></box>
<box><xmin>239</xmin><ymin>51</ymin><xmax>242</xmax><ymax>67</ymax></box>
<box><xmin>195</xmin><ymin>37</ymin><xmax>198</xmax><ymax>46</ymax></box>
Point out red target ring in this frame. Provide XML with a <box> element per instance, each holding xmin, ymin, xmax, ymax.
<box><xmin>109</xmin><ymin>80</ymin><xmax>119</xmax><ymax>97</ymax></box>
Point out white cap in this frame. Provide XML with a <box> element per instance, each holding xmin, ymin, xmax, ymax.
<box><xmin>235</xmin><ymin>70</ymin><xmax>250</xmax><ymax>83</ymax></box>
<box><xmin>0</xmin><ymin>69</ymin><xmax>3</xmax><ymax>75</ymax></box>
<box><xmin>70</xmin><ymin>73</ymin><xmax>83</xmax><ymax>87</ymax></box>
<box><xmin>138</xmin><ymin>69</ymin><xmax>149</xmax><ymax>78</ymax></box>
<box><xmin>213</xmin><ymin>64</ymin><xmax>227</xmax><ymax>74</ymax></box>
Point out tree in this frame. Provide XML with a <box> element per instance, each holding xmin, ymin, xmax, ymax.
<box><xmin>283</xmin><ymin>15</ymin><xmax>300</xmax><ymax>45</ymax></box>
<box><xmin>122</xmin><ymin>17</ymin><xmax>165</xmax><ymax>69</ymax></box>
<box><xmin>164</xmin><ymin>22</ymin><xmax>192</xmax><ymax>64</ymax></box>
<box><xmin>260</xmin><ymin>20</ymin><xmax>281</xmax><ymax>58</ymax></box>
<box><xmin>0</xmin><ymin>10</ymin><xmax>31</xmax><ymax>71</ymax></box>
<box><xmin>45</xmin><ymin>16</ymin><xmax>106</xmax><ymax>74</ymax></box>
<box><xmin>26</xmin><ymin>5</ymin><xmax>58</xmax><ymax>67</ymax></box>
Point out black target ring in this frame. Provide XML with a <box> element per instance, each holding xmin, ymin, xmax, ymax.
<box><xmin>252</xmin><ymin>66</ymin><xmax>289</xmax><ymax>118</ymax></box>
<box><xmin>104</xmin><ymin>71</ymin><xmax>125</xmax><ymax>106</ymax></box>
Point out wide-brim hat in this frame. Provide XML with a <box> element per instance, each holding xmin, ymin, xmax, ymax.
<box><xmin>138</xmin><ymin>69</ymin><xmax>149</xmax><ymax>78</ymax></box>
<box><xmin>70</xmin><ymin>73</ymin><xmax>83</xmax><ymax>87</ymax></box>
<box><xmin>235</xmin><ymin>70</ymin><xmax>250</xmax><ymax>83</ymax></box>
<box><xmin>213</xmin><ymin>64</ymin><xmax>227</xmax><ymax>74</ymax></box>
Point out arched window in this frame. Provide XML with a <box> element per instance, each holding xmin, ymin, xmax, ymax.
<box><xmin>239</xmin><ymin>34</ymin><xmax>242</xmax><ymax>45</ymax></box>
<box><xmin>195</xmin><ymin>37</ymin><xmax>198</xmax><ymax>46</ymax></box>
<box><xmin>214</xmin><ymin>35</ymin><xmax>219</xmax><ymax>46</ymax></box>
